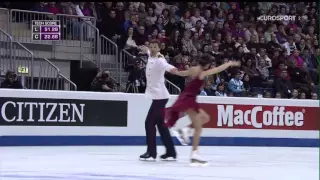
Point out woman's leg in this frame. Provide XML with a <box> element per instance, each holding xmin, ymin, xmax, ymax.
<box><xmin>185</xmin><ymin>108</ymin><xmax>210</xmax><ymax>151</ymax></box>
<box><xmin>182</xmin><ymin>108</ymin><xmax>209</xmax><ymax>165</ymax></box>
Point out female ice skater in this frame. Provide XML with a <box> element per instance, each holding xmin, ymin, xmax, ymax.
<box><xmin>164</xmin><ymin>54</ymin><xmax>240</xmax><ymax>166</ymax></box>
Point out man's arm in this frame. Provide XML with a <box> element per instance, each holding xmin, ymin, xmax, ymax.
<box><xmin>139</xmin><ymin>46</ymin><xmax>150</xmax><ymax>57</ymax></box>
<box><xmin>158</xmin><ymin>57</ymin><xmax>188</xmax><ymax>76</ymax></box>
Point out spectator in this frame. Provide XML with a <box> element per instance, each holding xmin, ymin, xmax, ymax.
<box><xmin>124</xmin><ymin>14</ymin><xmax>139</xmax><ymax>32</ymax></box>
<box><xmin>88</xmin><ymin>2</ymin><xmax>97</xmax><ymax>20</ymax></box>
<box><xmin>275</xmin><ymin>92</ymin><xmax>282</xmax><ymax>99</ymax></box>
<box><xmin>242</xmin><ymin>58</ymin><xmax>262</xmax><ymax>87</ymax></box>
<box><xmin>181</xmin><ymin>31</ymin><xmax>197</xmax><ymax>53</ymax></box>
<box><xmin>283</xmin><ymin>36</ymin><xmax>297</xmax><ymax>55</ymax></box>
<box><xmin>242</xmin><ymin>73</ymin><xmax>252</xmax><ymax>94</ymax></box>
<box><xmin>32</xmin><ymin>2</ymin><xmax>48</xmax><ymax>12</ymax></box>
<box><xmin>231</xmin><ymin>21</ymin><xmax>245</xmax><ymax>39</ymax></box>
<box><xmin>246</xmin><ymin>34</ymin><xmax>259</xmax><ymax>51</ymax></box>
<box><xmin>203</xmin><ymin>80</ymin><xmax>215</xmax><ymax>96</ymax></box>
<box><xmin>258</xmin><ymin>37</ymin><xmax>268</xmax><ymax>52</ymax></box>
<box><xmin>155</xmin><ymin>16</ymin><xmax>165</xmax><ymax>31</ymax></box>
<box><xmin>296</xmin><ymin>38</ymin><xmax>309</xmax><ymax>52</ymax></box>
<box><xmin>75</xmin><ymin>2</ymin><xmax>94</xmax><ymax>39</ymax></box>
<box><xmin>104</xmin><ymin>10</ymin><xmax>122</xmax><ymax>41</ymax></box>
<box><xmin>302</xmin><ymin>49</ymin><xmax>318</xmax><ymax>83</ymax></box>
<box><xmin>256</xmin><ymin>58</ymin><xmax>271</xmax><ymax>83</ymax></box>
<box><xmin>215</xmin><ymin>82</ymin><xmax>227</xmax><ymax>97</ymax></box>
<box><xmin>257</xmin><ymin>48</ymin><xmax>272</xmax><ymax>68</ymax></box>
<box><xmin>290</xmin><ymin>49</ymin><xmax>304</xmax><ymax>67</ymax></box>
<box><xmin>169</xmin><ymin>5</ymin><xmax>180</xmax><ymax>23</ymax></box>
<box><xmin>180</xmin><ymin>10</ymin><xmax>193</xmax><ymax>30</ymax></box>
<box><xmin>203</xmin><ymin>9</ymin><xmax>213</xmax><ymax>22</ymax></box>
<box><xmin>290</xmin><ymin>89</ymin><xmax>299</xmax><ymax>99</ymax></box>
<box><xmin>137</xmin><ymin>3</ymin><xmax>147</xmax><ymax>25</ymax></box>
<box><xmin>275</xmin><ymin>70</ymin><xmax>293</xmax><ymax>98</ymax></box>
<box><xmin>264</xmin><ymin>24</ymin><xmax>274</xmax><ymax>42</ymax></box>
<box><xmin>288</xmin><ymin>58</ymin><xmax>314</xmax><ymax>94</ymax></box>
<box><xmin>311</xmin><ymin>93</ymin><xmax>318</xmax><ymax>100</ymax></box>
<box><xmin>299</xmin><ymin>91</ymin><xmax>306</xmax><ymax>99</ymax></box>
<box><xmin>264</xmin><ymin>91</ymin><xmax>272</xmax><ymax>98</ymax></box>
<box><xmin>164</xmin><ymin>17</ymin><xmax>178</xmax><ymax>36</ymax></box>
<box><xmin>244</xmin><ymin>25</ymin><xmax>258</xmax><ymax>42</ymax></box>
<box><xmin>276</xmin><ymin>24</ymin><xmax>288</xmax><ymax>44</ymax></box>
<box><xmin>162</xmin><ymin>9</ymin><xmax>170</xmax><ymax>25</ymax></box>
<box><xmin>158</xmin><ymin>29</ymin><xmax>169</xmax><ymax>43</ymax></box>
<box><xmin>102</xmin><ymin>2</ymin><xmax>113</xmax><ymax>15</ymax></box>
<box><xmin>60</xmin><ymin>4</ymin><xmax>81</xmax><ymax>40</ymax></box>
<box><xmin>75</xmin><ymin>2</ymin><xmax>90</xmax><ymax>17</ymax></box>
<box><xmin>47</xmin><ymin>2</ymin><xmax>60</xmax><ymax>14</ymax></box>
<box><xmin>0</xmin><ymin>70</ymin><xmax>23</xmax><ymax>89</ymax></box>
<box><xmin>228</xmin><ymin>71</ymin><xmax>245</xmax><ymax>97</ymax></box>
<box><xmin>121</xmin><ymin>27</ymin><xmax>139</xmax><ymax>55</ymax></box>
<box><xmin>214</xmin><ymin>10</ymin><xmax>225</xmax><ymax>25</ymax></box>
<box><xmin>191</xmin><ymin>20</ymin><xmax>204</xmax><ymax>37</ymax></box>
<box><xmin>90</xmin><ymin>70</ymin><xmax>115</xmax><ymax>92</ymax></box>
<box><xmin>125</xmin><ymin>3</ymin><xmax>136</xmax><ymax>21</ymax></box>
<box><xmin>146</xmin><ymin>7</ymin><xmax>157</xmax><ymax>24</ymax></box>
<box><xmin>267</xmin><ymin>34</ymin><xmax>283</xmax><ymax>53</ymax></box>
<box><xmin>126</xmin><ymin>61</ymin><xmax>146</xmax><ymax>93</ymax></box>
<box><xmin>145</xmin><ymin>17</ymin><xmax>155</xmax><ymax>35</ymax></box>
<box><xmin>204</xmin><ymin>20</ymin><xmax>215</xmax><ymax>35</ymax></box>
<box><xmin>115</xmin><ymin>2</ymin><xmax>125</xmax><ymax>23</ymax></box>
<box><xmin>168</xmin><ymin>29</ymin><xmax>180</xmax><ymax>49</ymax></box>
<box><xmin>153</xmin><ymin>2</ymin><xmax>166</xmax><ymax>16</ymax></box>
<box><xmin>191</xmin><ymin>8</ymin><xmax>207</xmax><ymax>26</ymax></box>
<box><xmin>135</xmin><ymin>25</ymin><xmax>148</xmax><ymax>46</ymax></box>
<box><xmin>199</xmin><ymin>86</ymin><xmax>208</xmax><ymax>96</ymax></box>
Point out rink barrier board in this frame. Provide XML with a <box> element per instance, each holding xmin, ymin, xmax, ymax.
<box><xmin>0</xmin><ymin>136</ymin><xmax>318</xmax><ymax>147</ymax></box>
<box><xmin>0</xmin><ymin>89</ymin><xmax>318</xmax><ymax>147</ymax></box>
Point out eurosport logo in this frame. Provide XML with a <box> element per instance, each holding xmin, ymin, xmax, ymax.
<box><xmin>257</xmin><ymin>15</ymin><xmax>297</xmax><ymax>21</ymax></box>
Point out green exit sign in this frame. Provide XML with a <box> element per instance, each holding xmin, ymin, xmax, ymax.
<box><xmin>18</xmin><ymin>66</ymin><xmax>29</xmax><ymax>74</ymax></box>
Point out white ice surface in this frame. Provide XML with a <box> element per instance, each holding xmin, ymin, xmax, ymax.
<box><xmin>0</xmin><ymin>146</ymin><xmax>318</xmax><ymax>180</ymax></box>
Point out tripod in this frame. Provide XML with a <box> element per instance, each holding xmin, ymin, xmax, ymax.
<box><xmin>126</xmin><ymin>82</ymin><xmax>139</xmax><ymax>93</ymax></box>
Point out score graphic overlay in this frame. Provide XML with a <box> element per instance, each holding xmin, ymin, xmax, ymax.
<box><xmin>32</xmin><ymin>20</ymin><xmax>60</xmax><ymax>41</ymax></box>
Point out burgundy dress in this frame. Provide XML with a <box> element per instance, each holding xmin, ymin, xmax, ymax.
<box><xmin>164</xmin><ymin>76</ymin><xmax>204</xmax><ymax>127</ymax></box>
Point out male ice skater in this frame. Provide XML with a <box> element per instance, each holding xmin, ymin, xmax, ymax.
<box><xmin>139</xmin><ymin>39</ymin><xmax>178</xmax><ymax>161</ymax></box>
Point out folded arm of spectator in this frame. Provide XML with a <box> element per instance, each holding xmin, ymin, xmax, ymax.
<box><xmin>228</xmin><ymin>79</ymin><xmax>242</xmax><ymax>93</ymax></box>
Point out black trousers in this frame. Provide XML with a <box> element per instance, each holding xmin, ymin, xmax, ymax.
<box><xmin>145</xmin><ymin>99</ymin><xmax>176</xmax><ymax>156</ymax></box>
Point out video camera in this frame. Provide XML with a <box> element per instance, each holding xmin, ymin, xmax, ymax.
<box><xmin>126</xmin><ymin>54</ymin><xmax>147</xmax><ymax>72</ymax></box>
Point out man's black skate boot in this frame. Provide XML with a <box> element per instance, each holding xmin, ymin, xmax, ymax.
<box><xmin>139</xmin><ymin>152</ymin><xmax>156</xmax><ymax>161</ymax></box>
<box><xmin>160</xmin><ymin>153</ymin><xmax>177</xmax><ymax>161</ymax></box>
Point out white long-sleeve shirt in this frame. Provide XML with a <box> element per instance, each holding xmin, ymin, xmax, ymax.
<box><xmin>75</xmin><ymin>5</ymin><xmax>90</xmax><ymax>21</ymax></box>
<box><xmin>145</xmin><ymin>50</ymin><xmax>175</xmax><ymax>100</ymax></box>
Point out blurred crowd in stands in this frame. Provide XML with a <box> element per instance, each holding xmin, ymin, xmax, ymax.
<box><xmin>1</xmin><ymin>2</ymin><xmax>319</xmax><ymax>99</ymax></box>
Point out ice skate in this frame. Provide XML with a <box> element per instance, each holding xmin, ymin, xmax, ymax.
<box><xmin>139</xmin><ymin>152</ymin><xmax>156</xmax><ymax>161</ymax></box>
<box><xmin>190</xmin><ymin>151</ymin><xmax>208</xmax><ymax>167</ymax></box>
<box><xmin>171</xmin><ymin>127</ymin><xmax>190</xmax><ymax>146</ymax></box>
<box><xmin>159</xmin><ymin>153</ymin><xmax>177</xmax><ymax>161</ymax></box>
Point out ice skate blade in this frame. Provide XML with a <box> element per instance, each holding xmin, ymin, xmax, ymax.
<box><xmin>171</xmin><ymin>130</ymin><xmax>188</xmax><ymax>146</ymax></box>
<box><xmin>190</xmin><ymin>162</ymin><xmax>209</xmax><ymax>167</ymax></box>
<box><xmin>160</xmin><ymin>157</ymin><xmax>177</xmax><ymax>161</ymax></box>
<box><xmin>139</xmin><ymin>158</ymin><xmax>156</xmax><ymax>162</ymax></box>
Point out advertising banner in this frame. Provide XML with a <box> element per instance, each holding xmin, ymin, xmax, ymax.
<box><xmin>201</xmin><ymin>103</ymin><xmax>319</xmax><ymax>130</ymax></box>
<box><xmin>0</xmin><ymin>97</ymin><xmax>128</xmax><ymax>127</ymax></box>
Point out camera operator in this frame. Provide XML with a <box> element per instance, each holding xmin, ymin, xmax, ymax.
<box><xmin>90</xmin><ymin>70</ymin><xmax>115</xmax><ymax>92</ymax></box>
<box><xmin>126</xmin><ymin>59</ymin><xmax>146</xmax><ymax>93</ymax></box>
<box><xmin>0</xmin><ymin>70</ymin><xmax>23</xmax><ymax>89</ymax></box>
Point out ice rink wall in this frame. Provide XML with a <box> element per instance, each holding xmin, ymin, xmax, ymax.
<box><xmin>0</xmin><ymin>89</ymin><xmax>318</xmax><ymax>147</ymax></box>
